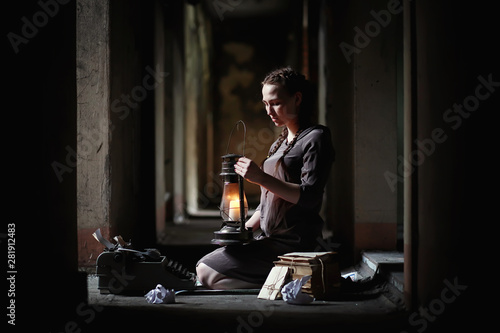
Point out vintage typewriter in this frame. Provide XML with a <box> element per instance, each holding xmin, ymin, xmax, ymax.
<box><xmin>93</xmin><ymin>229</ymin><xmax>197</xmax><ymax>295</ymax></box>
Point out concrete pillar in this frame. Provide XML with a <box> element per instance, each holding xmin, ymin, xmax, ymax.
<box><xmin>320</xmin><ymin>0</ymin><xmax>355</xmax><ymax>265</ymax></box>
<box><xmin>402</xmin><ymin>0</ymin><xmax>418</xmax><ymax>309</ymax></box>
<box><xmin>172</xmin><ymin>4</ymin><xmax>186</xmax><ymax>224</ymax></box>
<box><xmin>154</xmin><ymin>1</ymin><xmax>167</xmax><ymax>236</ymax></box>
<box><xmin>184</xmin><ymin>3</ymin><xmax>213</xmax><ymax>217</ymax></box>
<box><xmin>413</xmin><ymin>0</ymin><xmax>474</xmax><ymax>307</ymax></box>
<box><xmin>76</xmin><ymin>0</ymin><xmax>157</xmax><ymax>265</ymax></box>
<box><xmin>76</xmin><ymin>0</ymin><xmax>112</xmax><ymax>267</ymax></box>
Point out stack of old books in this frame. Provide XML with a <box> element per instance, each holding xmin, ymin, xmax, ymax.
<box><xmin>258</xmin><ymin>251</ymin><xmax>341</xmax><ymax>300</ymax></box>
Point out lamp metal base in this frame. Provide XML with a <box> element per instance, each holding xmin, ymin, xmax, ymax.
<box><xmin>211</xmin><ymin>225</ymin><xmax>253</xmax><ymax>246</ymax></box>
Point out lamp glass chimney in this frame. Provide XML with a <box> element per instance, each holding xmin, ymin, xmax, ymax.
<box><xmin>219</xmin><ymin>154</ymin><xmax>247</xmax><ymax>223</ymax></box>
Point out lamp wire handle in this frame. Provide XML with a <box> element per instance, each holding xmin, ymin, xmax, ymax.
<box><xmin>225</xmin><ymin>120</ymin><xmax>246</xmax><ymax>156</ymax></box>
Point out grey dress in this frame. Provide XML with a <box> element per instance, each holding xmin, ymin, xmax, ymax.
<box><xmin>197</xmin><ymin>125</ymin><xmax>335</xmax><ymax>284</ymax></box>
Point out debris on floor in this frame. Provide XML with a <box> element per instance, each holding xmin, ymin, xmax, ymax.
<box><xmin>145</xmin><ymin>284</ymin><xmax>175</xmax><ymax>304</ymax></box>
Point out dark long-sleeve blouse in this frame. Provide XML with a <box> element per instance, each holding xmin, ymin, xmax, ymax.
<box><xmin>257</xmin><ymin>124</ymin><xmax>335</xmax><ymax>249</ymax></box>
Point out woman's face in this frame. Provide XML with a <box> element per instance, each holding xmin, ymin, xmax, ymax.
<box><xmin>262</xmin><ymin>84</ymin><xmax>301</xmax><ymax>128</ymax></box>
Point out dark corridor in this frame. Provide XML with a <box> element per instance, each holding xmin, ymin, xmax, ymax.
<box><xmin>5</xmin><ymin>0</ymin><xmax>496</xmax><ymax>332</ymax></box>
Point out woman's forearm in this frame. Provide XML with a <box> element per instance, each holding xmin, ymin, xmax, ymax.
<box><xmin>258</xmin><ymin>172</ymin><xmax>300</xmax><ymax>204</ymax></box>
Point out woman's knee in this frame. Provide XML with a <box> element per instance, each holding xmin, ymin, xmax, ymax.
<box><xmin>196</xmin><ymin>263</ymin><xmax>223</xmax><ymax>288</ymax></box>
<box><xmin>197</xmin><ymin>263</ymin><xmax>262</xmax><ymax>289</ymax></box>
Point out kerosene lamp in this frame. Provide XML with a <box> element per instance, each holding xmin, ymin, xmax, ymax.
<box><xmin>211</xmin><ymin>121</ymin><xmax>253</xmax><ymax>246</ymax></box>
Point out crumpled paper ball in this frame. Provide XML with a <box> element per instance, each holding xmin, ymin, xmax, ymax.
<box><xmin>145</xmin><ymin>284</ymin><xmax>175</xmax><ymax>304</ymax></box>
<box><xmin>281</xmin><ymin>275</ymin><xmax>315</xmax><ymax>305</ymax></box>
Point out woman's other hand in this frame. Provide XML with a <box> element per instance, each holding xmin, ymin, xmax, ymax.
<box><xmin>235</xmin><ymin>157</ymin><xmax>264</xmax><ymax>185</ymax></box>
